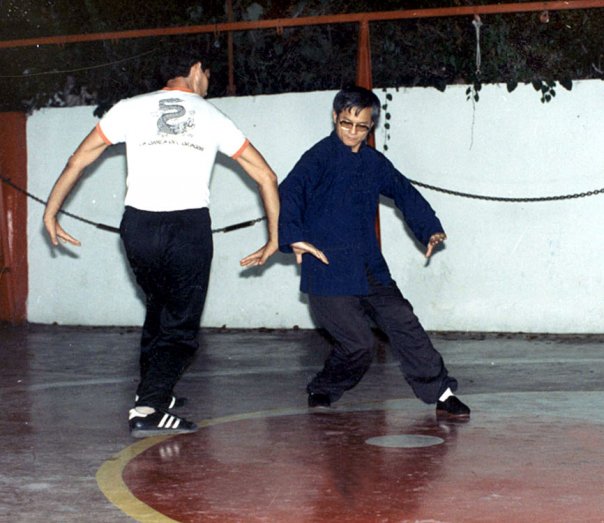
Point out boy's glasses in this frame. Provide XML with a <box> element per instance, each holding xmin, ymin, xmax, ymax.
<box><xmin>338</xmin><ymin>119</ymin><xmax>372</xmax><ymax>133</ymax></box>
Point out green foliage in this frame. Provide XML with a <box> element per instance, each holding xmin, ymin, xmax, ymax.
<box><xmin>466</xmin><ymin>81</ymin><xmax>482</xmax><ymax>102</ymax></box>
<box><xmin>0</xmin><ymin>0</ymin><xmax>602</xmax><ymax>113</ymax></box>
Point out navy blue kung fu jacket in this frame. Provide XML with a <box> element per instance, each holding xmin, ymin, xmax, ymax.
<box><xmin>278</xmin><ymin>132</ymin><xmax>445</xmax><ymax>296</ymax></box>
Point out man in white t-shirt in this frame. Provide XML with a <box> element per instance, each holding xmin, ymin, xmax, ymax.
<box><xmin>44</xmin><ymin>58</ymin><xmax>279</xmax><ymax>438</ymax></box>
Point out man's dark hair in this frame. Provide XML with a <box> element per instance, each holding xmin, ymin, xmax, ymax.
<box><xmin>333</xmin><ymin>85</ymin><xmax>381</xmax><ymax>124</ymax></box>
<box><xmin>158</xmin><ymin>56</ymin><xmax>203</xmax><ymax>85</ymax></box>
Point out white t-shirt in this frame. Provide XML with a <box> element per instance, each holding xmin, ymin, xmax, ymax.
<box><xmin>97</xmin><ymin>88</ymin><xmax>248</xmax><ymax>212</ymax></box>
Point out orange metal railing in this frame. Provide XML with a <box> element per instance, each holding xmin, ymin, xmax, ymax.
<box><xmin>1</xmin><ymin>1</ymin><xmax>603</xmax><ymax>49</ymax></box>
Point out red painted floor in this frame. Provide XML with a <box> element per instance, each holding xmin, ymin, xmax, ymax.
<box><xmin>122</xmin><ymin>393</ymin><xmax>604</xmax><ymax>522</ymax></box>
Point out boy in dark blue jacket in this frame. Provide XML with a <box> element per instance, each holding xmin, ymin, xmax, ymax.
<box><xmin>279</xmin><ymin>85</ymin><xmax>470</xmax><ymax>417</ymax></box>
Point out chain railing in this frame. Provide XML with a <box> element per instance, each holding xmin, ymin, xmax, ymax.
<box><xmin>408</xmin><ymin>178</ymin><xmax>604</xmax><ymax>202</ymax></box>
<box><xmin>2</xmin><ymin>174</ymin><xmax>602</xmax><ymax>237</ymax></box>
<box><xmin>0</xmin><ymin>174</ymin><xmax>266</xmax><ymax>234</ymax></box>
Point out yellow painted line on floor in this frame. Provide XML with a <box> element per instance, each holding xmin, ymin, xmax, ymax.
<box><xmin>96</xmin><ymin>434</ymin><xmax>178</xmax><ymax>523</ymax></box>
<box><xmin>95</xmin><ymin>407</ymin><xmax>307</xmax><ymax>523</ymax></box>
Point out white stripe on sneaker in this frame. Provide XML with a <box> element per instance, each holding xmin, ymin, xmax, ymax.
<box><xmin>162</xmin><ymin>415</ymin><xmax>181</xmax><ymax>429</ymax></box>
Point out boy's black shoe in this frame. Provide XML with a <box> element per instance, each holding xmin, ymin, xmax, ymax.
<box><xmin>129</xmin><ymin>409</ymin><xmax>198</xmax><ymax>438</ymax></box>
<box><xmin>436</xmin><ymin>396</ymin><xmax>471</xmax><ymax>418</ymax></box>
<box><xmin>308</xmin><ymin>393</ymin><xmax>331</xmax><ymax>408</ymax></box>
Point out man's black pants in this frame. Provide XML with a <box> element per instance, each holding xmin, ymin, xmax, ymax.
<box><xmin>120</xmin><ymin>206</ymin><xmax>213</xmax><ymax>410</ymax></box>
<box><xmin>308</xmin><ymin>278</ymin><xmax>457</xmax><ymax>404</ymax></box>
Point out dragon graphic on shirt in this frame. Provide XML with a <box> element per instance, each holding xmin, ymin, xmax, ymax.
<box><xmin>157</xmin><ymin>98</ymin><xmax>195</xmax><ymax>135</ymax></box>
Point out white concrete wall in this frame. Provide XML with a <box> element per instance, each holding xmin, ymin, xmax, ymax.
<box><xmin>27</xmin><ymin>81</ymin><xmax>604</xmax><ymax>332</ymax></box>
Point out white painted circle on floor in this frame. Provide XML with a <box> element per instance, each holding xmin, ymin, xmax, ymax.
<box><xmin>365</xmin><ymin>434</ymin><xmax>445</xmax><ymax>448</ymax></box>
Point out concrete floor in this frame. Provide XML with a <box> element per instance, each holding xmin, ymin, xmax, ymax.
<box><xmin>1</xmin><ymin>324</ymin><xmax>603</xmax><ymax>522</ymax></box>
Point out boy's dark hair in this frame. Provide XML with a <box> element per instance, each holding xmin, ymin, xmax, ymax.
<box><xmin>333</xmin><ymin>85</ymin><xmax>381</xmax><ymax>124</ymax></box>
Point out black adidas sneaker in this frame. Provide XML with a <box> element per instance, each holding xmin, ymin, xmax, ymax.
<box><xmin>129</xmin><ymin>408</ymin><xmax>198</xmax><ymax>438</ymax></box>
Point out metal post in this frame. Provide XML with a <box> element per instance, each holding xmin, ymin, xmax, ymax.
<box><xmin>0</xmin><ymin>112</ymin><xmax>28</xmax><ymax>325</ymax></box>
<box><xmin>226</xmin><ymin>0</ymin><xmax>236</xmax><ymax>96</ymax></box>
<box><xmin>355</xmin><ymin>20</ymin><xmax>381</xmax><ymax>247</ymax></box>
<box><xmin>0</xmin><ymin>181</ymin><xmax>16</xmax><ymax>323</ymax></box>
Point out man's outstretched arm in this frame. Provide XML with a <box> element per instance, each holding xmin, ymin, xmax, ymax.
<box><xmin>235</xmin><ymin>143</ymin><xmax>280</xmax><ymax>267</ymax></box>
<box><xmin>43</xmin><ymin>128</ymin><xmax>109</xmax><ymax>246</ymax></box>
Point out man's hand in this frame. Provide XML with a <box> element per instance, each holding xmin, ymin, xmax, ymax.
<box><xmin>240</xmin><ymin>240</ymin><xmax>278</xmax><ymax>267</ymax></box>
<box><xmin>43</xmin><ymin>214</ymin><xmax>81</xmax><ymax>247</ymax></box>
<box><xmin>291</xmin><ymin>241</ymin><xmax>329</xmax><ymax>265</ymax></box>
<box><xmin>425</xmin><ymin>233</ymin><xmax>446</xmax><ymax>258</ymax></box>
